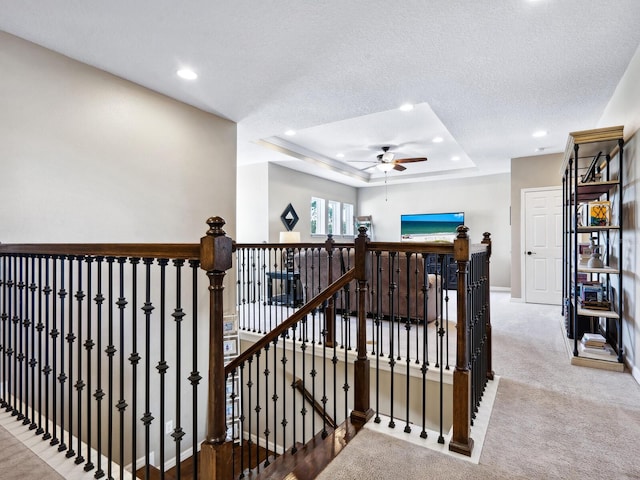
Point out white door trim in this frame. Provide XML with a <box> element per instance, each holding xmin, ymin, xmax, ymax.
<box><xmin>520</xmin><ymin>185</ymin><xmax>562</xmax><ymax>304</ymax></box>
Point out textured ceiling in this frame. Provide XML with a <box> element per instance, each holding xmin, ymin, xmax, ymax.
<box><xmin>2</xmin><ymin>1</ymin><xmax>640</xmax><ymax>186</ymax></box>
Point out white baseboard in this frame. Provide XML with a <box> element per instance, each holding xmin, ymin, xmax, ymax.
<box><xmin>627</xmin><ymin>360</ymin><xmax>640</xmax><ymax>386</ymax></box>
<box><xmin>490</xmin><ymin>286</ymin><xmax>510</xmax><ymax>292</ymax></box>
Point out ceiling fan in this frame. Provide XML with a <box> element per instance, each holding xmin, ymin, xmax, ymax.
<box><xmin>349</xmin><ymin>146</ymin><xmax>428</xmax><ymax>172</ymax></box>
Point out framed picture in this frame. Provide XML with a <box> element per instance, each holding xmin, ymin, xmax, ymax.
<box><xmin>223</xmin><ymin>338</ymin><xmax>238</xmax><ymax>357</ymax></box>
<box><xmin>223</xmin><ymin>318</ymin><xmax>237</xmax><ymax>335</ymax></box>
<box><xmin>226</xmin><ymin>420</ymin><xmax>240</xmax><ymax>442</ymax></box>
<box><xmin>226</xmin><ymin>376</ymin><xmax>239</xmax><ymax>397</ymax></box>
<box><xmin>226</xmin><ymin>398</ymin><xmax>240</xmax><ymax>419</ymax></box>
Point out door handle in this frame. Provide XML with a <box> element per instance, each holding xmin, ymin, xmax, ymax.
<box><xmin>526</xmin><ymin>251</ymin><xmax>536</xmax><ymax>255</ymax></box>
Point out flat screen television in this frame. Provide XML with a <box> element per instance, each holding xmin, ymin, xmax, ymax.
<box><xmin>400</xmin><ymin>212</ymin><xmax>464</xmax><ymax>242</ymax></box>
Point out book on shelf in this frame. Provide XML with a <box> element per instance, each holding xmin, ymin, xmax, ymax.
<box><xmin>578</xmin><ymin>340</ymin><xmax>616</xmax><ymax>361</ymax></box>
<box><xmin>581</xmin><ymin>332</ymin><xmax>606</xmax><ymax>347</ymax></box>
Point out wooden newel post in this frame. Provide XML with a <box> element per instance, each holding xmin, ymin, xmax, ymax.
<box><xmin>350</xmin><ymin>226</ymin><xmax>374</xmax><ymax>425</ymax></box>
<box><xmin>482</xmin><ymin>232</ymin><xmax>494</xmax><ymax>381</ymax></box>
<box><xmin>199</xmin><ymin>216</ymin><xmax>234</xmax><ymax>480</ymax></box>
<box><xmin>325</xmin><ymin>234</ymin><xmax>336</xmax><ymax>348</ymax></box>
<box><xmin>449</xmin><ymin>225</ymin><xmax>474</xmax><ymax>456</ymax></box>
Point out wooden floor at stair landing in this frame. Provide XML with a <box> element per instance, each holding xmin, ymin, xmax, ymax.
<box><xmin>136</xmin><ymin>419</ymin><xmax>360</xmax><ymax>479</ymax></box>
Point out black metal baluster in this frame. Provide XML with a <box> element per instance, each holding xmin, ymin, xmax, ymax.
<box><xmin>247</xmin><ymin>355</ymin><xmax>253</xmax><ymax>474</ymax></box>
<box><xmin>129</xmin><ymin>258</ymin><xmax>140</xmax><ymax>473</ymax></box>
<box><xmin>36</xmin><ymin>255</ymin><xmax>45</xmax><ymax>436</ymax></box>
<box><xmin>281</xmin><ymin>333</ymin><xmax>287</xmax><ymax>455</ymax></box>
<box><xmin>263</xmin><ymin>342</ymin><xmax>271</xmax><ymax>468</ymax></box>
<box><xmin>157</xmin><ymin>258</ymin><xmax>169</xmax><ymax>480</ymax></box>
<box><xmin>105</xmin><ymin>256</ymin><xmax>116</xmax><ymax>480</ymax></box>
<box><xmin>42</xmin><ymin>256</ymin><xmax>53</xmax><ymax>442</ymax></box>
<box><xmin>273</xmin><ymin>336</ymin><xmax>280</xmax><ymax>460</ymax></box>
<box><xmin>0</xmin><ymin>254</ymin><xmax>6</xmax><ymax>411</ymax></box>
<box><xmin>29</xmin><ymin>256</ymin><xmax>38</xmax><ymax>430</ymax></box>
<box><xmin>332</xmin><ymin>308</ymin><xmax>337</xmax><ymax>427</ymax></box>
<box><xmin>404</xmin><ymin>253</ymin><xmax>412</xmax><ymax>434</ymax></box>
<box><xmin>300</xmin><ymin>315</ymin><xmax>307</xmax><ymax>445</ymax></box>
<box><xmin>50</xmin><ymin>255</ymin><xmax>61</xmax><ymax>445</ymax></box>
<box><xmin>142</xmin><ymin>258</ymin><xmax>155</xmax><ymax>480</ymax></box>
<box><xmin>93</xmin><ymin>256</ymin><xmax>105</xmax><ymax>478</ymax></box>
<box><xmin>189</xmin><ymin>259</ymin><xmax>201</xmax><ymax>480</ymax></box>
<box><xmin>84</xmin><ymin>256</ymin><xmax>95</xmax><ymax>472</ymax></box>
<box><xmin>16</xmin><ymin>255</ymin><xmax>24</xmax><ymax>420</ymax></box>
<box><xmin>444</xmin><ymin>255</ymin><xmax>450</xmax><ymax>371</ymax></box>
<box><xmin>374</xmin><ymin>252</ymin><xmax>382</xmax><ymax>424</ymax></box>
<box><xmin>57</xmin><ymin>255</ymin><xmax>67</xmax><ymax>452</ymax></box>
<box><xmin>116</xmin><ymin>257</ymin><xmax>128</xmax><ymax>480</ymax></box>
<box><xmin>171</xmin><ymin>259</ymin><xmax>185</xmax><ymax>480</ymax></box>
<box><xmin>291</xmin><ymin>323</ymin><xmax>297</xmax><ymax>454</ymax></box>
<box><xmin>255</xmin><ymin>351</ymin><xmax>261</xmax><ymax>470</ymax></box>
<box><xmin>437</xmin><ymin>257</ymin><xmax>446</xmax><ymax>444</ymax></box>
<box><xmin>420</xmin><ymin>255</ymin><xmax>429</xmax><ymax>439</ymax></box>
<box><xmin>65</xmin><ymin>255</ymin><xmax>76</xmax><ymax>459</ymax></box>
<box><xmin>321</xmin><ymin>303</ymin><xmax>328</xmax><ymax>438</ymax></box>
<box><xmin>20</xmin><ymin>255</ymin><xmax>30</xmax><ymax>425</ymax></box>
<box><xmin>75</xmin><ymin>256</ymin><xmax>87</xmax><ymax>464</ymax></box>
<box><xmin>388</xmin><ymin>253</ymin><xmax>396</xmax><ymax>429</ymax></box>
<box><xmin>239</xmin><ymin>363</ymin><xmax>246</xmax><ymax>479</ymax></box>
<box><xmin>6</xmin><ymin>256</ymin><xmax>15</xmax><ymax>416</ymax></box>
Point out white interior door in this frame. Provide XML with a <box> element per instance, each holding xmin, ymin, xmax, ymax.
<box><xmin>523</xmin><ymin>187</ymin><xmax>562</xmax><ymax>305</ymax></box>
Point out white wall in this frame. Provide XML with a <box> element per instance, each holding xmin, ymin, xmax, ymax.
<box><xmin>0</xmin><ymin>32</ymin><xmax>236</xmax><ymax>243</ymax></box>
<box><xmin>597</xmin><ymin>43</ymin><xmax>640</xmax><ymax>382</ymax></box>
<box><xmin>358</xmin><ymin>173</ymin><xmax>511</xmax><ymax>288</ymax></box>
<box><xmin>237</xmin><ymin>163</ymin><xmax>269</xmax><ymax>242</ymax></box>
<box><xmin>267</xmin><ymin>163</ymin><xmax>358</xmax><ymax>243</ymax></box>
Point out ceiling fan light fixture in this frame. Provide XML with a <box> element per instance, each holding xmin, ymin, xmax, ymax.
<box><xmin>377</xmin><ymin>162</ymin><xmax>394</xmax><ymax>172</ymax></box>
<box><xmin>381</xmin><ymin>151</ymin><xmax>394</xmax><ymax>162</ymax></box>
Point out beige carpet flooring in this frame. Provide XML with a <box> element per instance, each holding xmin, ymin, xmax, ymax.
<box><xmin>317</xmin><ymin>291</ymin><xmax>640</xmax><ymax>480</ymax></box>
<box><xmin>0</xmin><ymin>421</ymin><xmax>64</xmax><ymax>480</ymax></box>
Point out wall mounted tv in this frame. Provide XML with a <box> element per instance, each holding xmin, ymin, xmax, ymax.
<box><xmin>400</xmin><ymin>212</ymin><xmax>465</xmax><ymax>242</ymax></box>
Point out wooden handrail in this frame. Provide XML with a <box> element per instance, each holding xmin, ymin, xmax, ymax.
<box><xmin>0</xmin><ymin>243</ymin><xmax>200</xmax><ymax>259</ymax></box>
<box><xmin>225</xmin><ymin>268</ymin><xmax>356</xmax><ymax>374</ymax></box>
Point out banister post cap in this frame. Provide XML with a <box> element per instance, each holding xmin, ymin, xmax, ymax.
<box><xmin>201</xmin><ymin>216</ymin><xmax>233</xmax><ymax>272</ymax></box>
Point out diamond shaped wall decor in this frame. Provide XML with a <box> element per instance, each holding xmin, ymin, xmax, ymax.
<box><xmin>280</xmin><ymin>203</ymin><xmax>299</xmax><ymax>231</ymax></box>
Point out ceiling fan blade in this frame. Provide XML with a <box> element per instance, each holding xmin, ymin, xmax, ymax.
<box><xmin>394</xmin><ymin>157</ymin><xmax>428</xmax><ymax>164</ymax></box>
<box><xmin>393</xmin><ymin>164</ymin><xmax>407</xmax><ymax>172</ymax></box>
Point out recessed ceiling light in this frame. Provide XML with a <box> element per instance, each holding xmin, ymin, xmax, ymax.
<box><xmin>532</xmin><ymin>130</ymin><xmax>548</xmax><ymax>138</ymax></box>
<box><xmin>176</xmin><ymin>68</ymin><xmax>198</xmax><ymax>80</ymax></box>
<box><xmin>285</xmin><ymin>130</ymin><xmax>296</xmax><ymax>136</ymax></box>
<box><xmin>451</xmin><ymin>156</ymin><xmax>460</xmax><ymax>162</ymax></box>
<box><xmin>432</xmin><ymin>136</ymin><xmax>444</xmax><ymax>143</ymax></box>
<box><xmin>399</xmin><ymin>103</ymin><xmax>414</xmax><ymax>112</ymax></box>
<box><xmin>336</xmin><ymin>153</ymin><xmax>345</xmax><ymax>158</ymax></box>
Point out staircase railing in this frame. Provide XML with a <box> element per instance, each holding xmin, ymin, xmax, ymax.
<box><xmin>0</xmin><ymin>218</ymin><xmax>492</xmax><ymax>480</ymax></box>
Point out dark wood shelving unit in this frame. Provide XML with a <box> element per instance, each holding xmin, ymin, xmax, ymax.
<box><xmin>561</xmin><ymin>126</ymin><xmax>625</xmax><ymax>371</ymax></box>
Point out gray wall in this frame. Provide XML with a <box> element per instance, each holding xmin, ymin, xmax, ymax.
<box><xmin>358</xmin><ymin>173</ymin><xmax>511</xmax><ymax>288</ymax></box>
<box><xmin>267</xmin><ymin>163</ymin><xmax>358</xmax><ymax>243</ymax></box>
<box><xmin>0</xmin><ymin>32</ymin><xmax>236</xmax><ymax>244</ymax></box>
<box><xmin>597</xmin><ymin>43</ymin><xmax>640</xmax><ymax>382</ymax></box>
<box><xmin>510</xmin><ymin>153</ymin><xmax>563</xmax><ymax>299</ymax></box>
